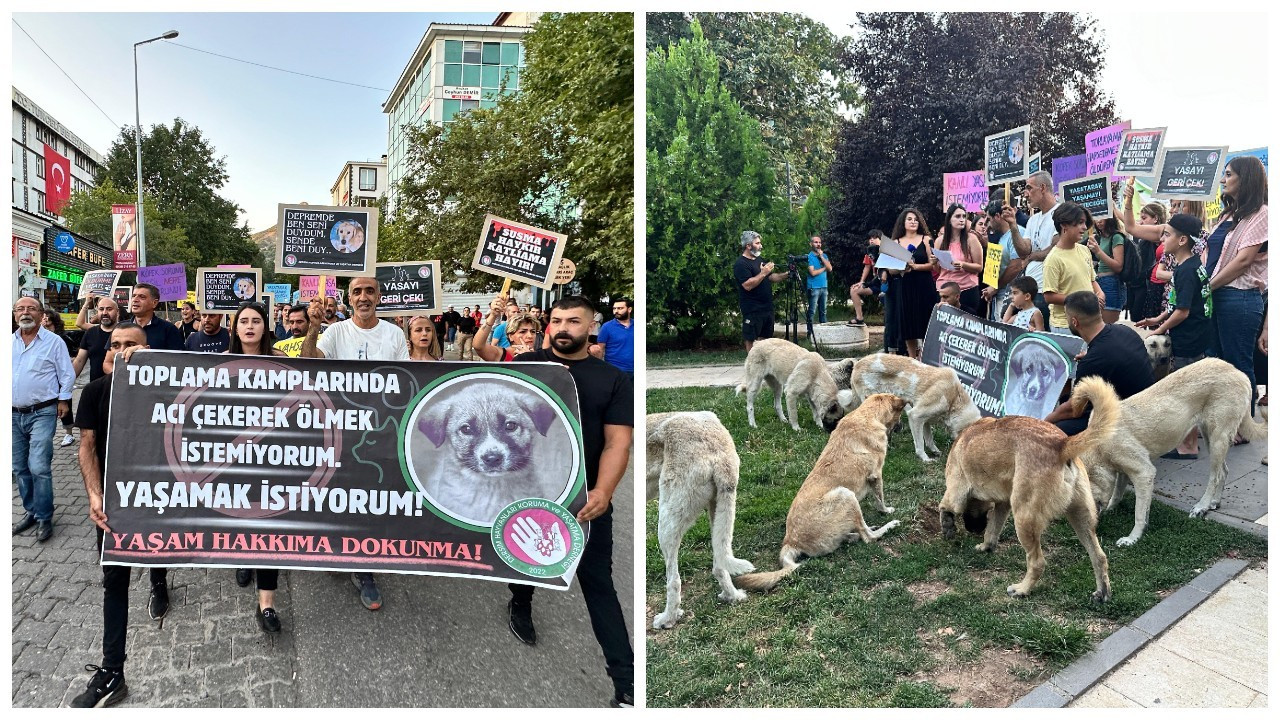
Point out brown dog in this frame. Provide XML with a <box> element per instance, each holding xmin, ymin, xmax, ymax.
<box><xmin>939</xmin><ymin>376</ymin><xmax>1119</xmax><ymax>602</ymax></box>
<box><xmin>735</xmin><ymin>393</ymin><xmax>907</xmax><ymax>592</ymax></box>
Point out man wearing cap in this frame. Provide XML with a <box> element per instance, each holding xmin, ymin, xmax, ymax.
<box><xmin>734</xmin><ymin>230</ymin><xmax>791</xmax><ymax>353</ymax></box>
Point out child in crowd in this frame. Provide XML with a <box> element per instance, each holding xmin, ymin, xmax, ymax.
<box><xmin>1042</xmin><ymin>202</ymin><xmax>1104</xmax><ymax>333</ymax></box>
<box><xmin>1002</xmin><ymin>275</ymin><xmax>1045</xmax><ymax>331</ymax></box>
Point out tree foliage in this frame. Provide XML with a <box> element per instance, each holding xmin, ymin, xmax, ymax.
<box><xmin>647</xmin><ymin>12</ymin><xmax>857</xmax><ymax>203</ymax></box>
<box><xmin>60</xmin><ymin>178</ymin><xmax>196</xmax><ymax>273</ymax></box>
<box><xmin>647</xmin><ymin>21</ymin><xmax>781</xmax><ymax>347</ymax></box>
<box><xmin>825</xmin><ymin>12</ymin><xmax>1118</xmax><ymax>288</ymax></box>
<box><xmin>384</xmin><ymin>12</ymin><xmax>633</xmax><ymax>300</ymax></box>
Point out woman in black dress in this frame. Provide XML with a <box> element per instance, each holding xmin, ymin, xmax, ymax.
<box><xmin>886</xmin><ymin>208</ymin><xmax>938</xmax><ymax>359</ymax></box>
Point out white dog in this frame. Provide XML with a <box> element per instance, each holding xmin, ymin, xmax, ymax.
<box><xmin>1002</xmin><ymin>339</ymin><xmax>1069</xmax><ymax>419</ymax></box>
<box><xmin>647</xmin><ymin>411</ymin><xmax>754</xmax><ymax>629</ymax></box>
<box><xmin>848</xmin><ymin>353</ymin><xmax>982</xmax><ymax>462</ymax></box>
<box><xmin>332</xmin><ymin>220</ymin><xmax>365</xmax><ymax>254</ymax></box>
<box><xmin>1115</xmin><ymin>320</ymin><xmax>1172</xmax><ymax>379</ymax></box>
<box><xmin>736</xmin><ymin>338</ymin><xmax>854</xmax><ymax>432</ymax></box>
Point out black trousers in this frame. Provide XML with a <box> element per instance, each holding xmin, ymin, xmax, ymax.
<box><xmin>508</xmin><ymin>505</ymin><xmax>633</xmax><ymax>695</ymax></box>
<box><xmin>96</xmin><ymin>528</ymin><xmax>168</xmax><ymax>669</ymax></box>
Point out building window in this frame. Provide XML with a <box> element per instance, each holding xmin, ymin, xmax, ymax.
<box><xmin>35</xmin><ymin>124</ymin><xmax>53</xmax><ymax>145</ymax></box>
<box><xmin>482</xmin><ymin>42</ymin><xmax>501</xmax><ymax>65</ymax></box>
<box><xmin>359</xmin><ymin>167</ymin><xmax>377</xmax><ymax>191</ymax></box>
<box><xmin>444</xmin><ymin>39</ymin><xmax>462</xmax><ymax>63</ymax></box>
<box><xmin>501</xmin><ymin>42</ymin><xmax>520</xmax><ymax>66</ymax></box>
<box><xmin>36</xmin><ymin>156</ymin><xmax>45</xmax><ymax>179</ymax></box>
<box><xmin>463</xmin><ymin>40</ymin><xmax>481</xmax><ymax>64</ymax></box>
<box><xmin>34</xmin><ymin>188</ymin><xmax>46</xmax><ymax>214</ymax></box>
<box><xmin>462</xmin><ymin>64</ymin><xmax>481</xmax><ymax>86</ymax></box>
<box><xmin>444</xmin><ymin>63</ymin><xmax>462</xmax><ymax>86</ymax></box>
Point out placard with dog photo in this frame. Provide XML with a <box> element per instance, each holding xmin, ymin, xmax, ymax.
<box><xmin>984</xmin><ymin>124</ymin><xmax>1031</xmax><ymax>185</ymax></box>
<box><xmin>275</xmin><ymin>203</ymin><xmax>379</xmax><ymax>277</ymax></box>
<box><xmin>374</xmin><ymin>261</ymin><xmax>444</xmax><ymax>316</ymax></box>
<box><xmin>196</xmin><ymin>267</ymin><xmax>263</xmax><ymax>313</ymax></box>
<box><xmin>99</xmin><ymin>352</ymin><xmax>589</xmax><ymax>589</ymax></box>
<box><xmin>921</xmin><ymin>305</ymin><xmax>1085</xmax><ymax>420</ymax></box>
<box><xmin>471</xmin><ymin>214</ymin><xmax>569</xmax><ymax>290</ymax></box>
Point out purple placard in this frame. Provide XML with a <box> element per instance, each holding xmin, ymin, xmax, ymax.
<box><xmin>1051</xmin><ymin>154</ymin><xmax>1087</xmax><ymax>192</ymax></box>
<box><xmin>136</xmin><ymin>263</ymin><xmax>188</xmax><ymax>302</ymax></box>
<box><xmin>1085</xmin><ymin>121</ymin><xmax>1131</xmax><ymax>180</ymax></box>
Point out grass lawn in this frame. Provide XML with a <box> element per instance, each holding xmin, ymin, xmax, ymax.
<box><xmin>648</xmin><ymin>309</ymin><xmax>887</xmax><ymax>369</ymax></box>
<box><xmin>645</xmin><ymin>386</ymin><xmax>1267</xmax><ymax>708</ymax></box>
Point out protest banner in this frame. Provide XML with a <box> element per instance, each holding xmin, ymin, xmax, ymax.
<box><xmin>100</xmin><ymin>352</ymin><xmax>589</xmax><ymax>588</ymax></box>
<box><xmin>1205</xmin><ymin>147</ymin><xmax>1268</xmax><ymax>224</ymax></box>
<box><xmin>196</xmin><ymin>267</ymin><xmax>263</xmax><ymax>313</ymax></box>
<box><xmin>78</xmin><ymin>269</ymin><xmax>122</xmax><ymax>299</ymax></box>
<box><xmin>471</xmin><ymin>215</ymin><xmax>569</xmax><ymax>290</ymax></box>
<box><xmin>186</xmin><ymin>290</ymin><xmax>198</xmax><ymax>306</ymax></box>
<box><xmin>942</xmin><ymin>170</ymin><xmax>987</xmax><ymax>212</ymax></box>
<box><xmin>1085</xmin><ymin>121</ymin><xmax>1131</xmax><ymax>179</ymax></box>
<box><xmin>111</xmin><ymin>204</ymin><xmax>138</xmax><ymax>271</ymax></box>
<box><xmin>298</xmin><ymin>275</ymin><xmax>339</xmax><ymax>302</ymax></box>
<box><xmin>984</xmin><ymin>125</ymin><xmax>1031</xmax><ymax>185</ymax></box>
<box><xmin>554</xmin><ymin>258</ymin><xmax>577</xmax><ymax>285</ymax></box>
<box><xmin>137</xmin><ymin>263</ymin><xmax>188</xmax><ymax>302</ymax></box>
<box><xmin>275</xmin><ymin>203</ymin><xmax>379</xmax><ymax>277</ymax></box>
<box><xmin>1152</xmin><ymin>146</ymin><xmax>1228</xmax><ymax>201</ymax></box>
<box><xmin>375</xmin><ymin>261</ymin><xmax>444</xmax><ymax>316</ymax></box>
<box><xmin>265</xmin><ymin>283</ymin><xmax>293</xmax><ymax>305</ymax></box>
<box><xmin>113</xmin><ymin>286</ymin><xmax>132</xmax><ymax>308</ymax></box>
<box><xmin>1051</xmin><ymin>154</ymin><xmax>1088</xmax><ymax>192</ymax></box>
<box><xmin>1060</xmin><ymin>173</ymin><xmax>1115</xmax><ymax>220</ymax></box>
<box><xmin>1028</xmin><ymin>152</ymin><xmax>1041</xmax><ymax>176</ymax></box>
<box><xmin>982</xmin><ymin>245</ymin><xmax>1002</xmax><ymax>286</ymax></box>
<box><xmin>921</xmin><ymin>305</ymin><xmax>1085</xmax><ymax>420</ymax></box>
<box><xmin>1114</xmin><ymin>127</ymin><xmax>1167</xmax><ymax>176</ymax></box>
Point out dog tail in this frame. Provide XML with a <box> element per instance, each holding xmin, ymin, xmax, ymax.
<box><xmin>1060</xmin><ymin>376</ymin><xmax>1121</xmax><ymax>463</ymax></box>
<box><xmin>733</xmin><ymin>545</ymin><xmax>803</xmax><ymax>592</ymax></box>
<box><xmin>1236</xmin><ymin>404</ymin><xmax>1268</xmax><ymax>443</ymax></box>
<box><xmin>735</xmin><ymin>384</ymin><xmax>746</xmax><ymax>396</ymax></box>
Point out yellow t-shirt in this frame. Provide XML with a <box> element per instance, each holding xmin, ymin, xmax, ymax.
<box><xmin>1043</xmin><ymin>243</ymin><xmax>1096</xmax><ymax>328</ymax></box>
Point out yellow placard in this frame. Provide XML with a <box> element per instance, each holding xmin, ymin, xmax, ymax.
<box><xmin>983</xmin><ymin>244</ymin><xmax>1003</xmax><ymax>287</ymax></box>
<box><xmin>274</xmin><ymin>336</ymin><xmax>306</xmax><ymax>358</ymax></box>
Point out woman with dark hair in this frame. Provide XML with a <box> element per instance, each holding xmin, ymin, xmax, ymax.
<box><xmin>885</xmin><ymin>208</ymin><xmax>937</xmax><ymax>359</ymax></box>
<box><xmin>1205</xmin><ymin>155</ymin><xmax>1268</xmax><ymax>428</ymax></box>
<box><xmin>1088</xmin><ymin>215</ymin><xmax>1127</xmax><ymax>324</ymax></box>
<box><xmin>42</xmin><ymin>308</ymin><xmax>79</xmax><ymax>446</ymax></box>
<box><xmin>405</xmin><ymin>316</ymin><xmax>443</xmax><ymax>361</ymax></box>
<box><xmin>224</xmin><ymin>302</ymin><xmax>287</xmax><ymax>632</ymax></box>
<box><xmin>930</xmin><ymin>204</ymin><xmax>985</xmax><ymax>317</ymax></box>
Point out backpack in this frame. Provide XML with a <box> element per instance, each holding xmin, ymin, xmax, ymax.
<box><xmin>1118</xmin><ymin>234</ymin><xmax>1147</xmax><ymax>288</ymax></box>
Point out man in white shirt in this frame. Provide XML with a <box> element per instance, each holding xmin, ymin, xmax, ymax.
<box><xmin>301</xmin><ymin>276</ymin><xmax>408</xmax><ymax>610</ymax></box>
<box><xmin>12</xmin><ymin>297</ymin><xmax>74</xmax><ymax>542</ymax></box>
<box><xmin>1015</xmin><ymin>170</ymin><xmax>1061</xmax><ymax>323</ymax></box>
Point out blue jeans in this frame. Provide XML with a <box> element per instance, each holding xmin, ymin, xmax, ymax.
<box><xmin>807</xmin><ymin>287</ymin><xmax>828</xmax><ymax>324</ymax></box>
<box><xmin>13</xmin><ymin>405</ymin><xmax>58</xmax><ymax>521</ymax></box>
<box><xmin>1209</xmin><ymin>287</ymin><xmax>1264</xmax><ymax>410</ymax></box>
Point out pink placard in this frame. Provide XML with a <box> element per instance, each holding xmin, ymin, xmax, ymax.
<box><xmin>942</xmin><ymin>170</ymin><xmax>988</xmax><ymax>212</ymax></box>
<box><xmin>298</xmin><ymin>275</ymin><xmax>338</xmax><ymax>301</ymax></box>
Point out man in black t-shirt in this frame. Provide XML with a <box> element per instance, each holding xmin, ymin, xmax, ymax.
<box><xmin>509</xmin><ymin>295</ymin><xmax>634</xmax><ymax>708</ymax></box>
<box><xmin>184</xmin><ymin>313</ymin><xmax>231</xmax><ymax>353</ymax></box>
<box><xmin>733</xmin><ymin>230</ymin><xmax>791</xmax><ymax>352</ymax></box>
<box><xmin>1046</xmin><ymin>291</ymin><xmax>1154</xmax><ymax>435</ymax></box>
<box><xmin>129</xmin><ymin>284</ymin><xmax>185</xmax><ymax>351</ymax></box>
<box><xmin>455</xmin><ymin>312</ymin><xmax>478</xmax><ymax>360</ymax></box>
<box><xmin>73</xmin><ymin>297</ymin><xmax>120</xmax><ymax>381</ymax></box>
<box><xmin>443</xmin><ymin>305</ymin><xmax>462</xmax><ymax>350</ymax></box>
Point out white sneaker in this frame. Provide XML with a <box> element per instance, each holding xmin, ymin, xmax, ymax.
<box><xmin>61</xmin><ymin>434</ymin><xmax>75</xmax><ymax>447</ymax></box>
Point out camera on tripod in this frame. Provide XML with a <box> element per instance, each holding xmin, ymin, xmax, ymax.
<box><xmin>784</xmin><ymin>253</ymin><xmax>810</xmax><ymax>280</ymax></box>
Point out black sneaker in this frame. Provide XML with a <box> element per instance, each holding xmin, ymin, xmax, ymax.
<box><xmin>257</xmin><ymin>606</ymin><xmax>282</xmax><ymax>634</ymax></box>
<box><xmin>351</xmin><ymin>572</ymin><xmax>382</xmax><ymax>611</ymax></box>
<box><xmin>148</xmin><ymin>581</ymin><xmax>169</xmax><ymax>620</ymax></box>
<box><xmin>236</xmin><ymin>568</ymin><xmax>253</xmax><ymax>588</ymax></box>
<box><xmin>69</xmin><ymin>664</ymin><xmax>128</xmax><ymax>708</ymax></box>
<box><xmin>610</xmin><ymin>690</ymin><xmax>634</xmax><ymax>708</ymax></box>
<box><xmin>507</xmin><ymin>598</ymin><xmax>536</xmax><ymax>646</ymax></box>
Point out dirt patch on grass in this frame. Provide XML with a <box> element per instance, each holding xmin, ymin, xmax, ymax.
<box><xmin>906</xmin><ymin>580</ymin><xmax>950</xmax><ymax>604</ymax></box>
<box><xmin>916</xmin><ymin>640</ymin><xmax>1048</xmax><ymax>708</ymax></box>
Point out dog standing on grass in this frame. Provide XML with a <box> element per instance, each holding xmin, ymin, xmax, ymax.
<box><xmin>734</xmin><ymin>393</ymin><xmax>906</xmax><ymax>592</ymax></box>
<box><xmin>939</xmin><ymin>376</ymin><xmax>1118</xmax><ymax>602</ymax></box>
<box><xmin>845</xmin><ymin>353</ymin><xmax>982</xmax><ymax>462</ymax></box>
<box><xmin>647</xmin><ymin>411</ymin><xmax>755</xmax><ymax>629</ymax></box>
<box><xmin>737</xmin><ymin>338</ymin><xmax>854</xmax><ymax>432</ymax></box>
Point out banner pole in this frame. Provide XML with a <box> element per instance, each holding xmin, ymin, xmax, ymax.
<box><xmin>1004</xmin><ymin>182</ymin><xmax>1010</xmax><ymax>206</ymax></box>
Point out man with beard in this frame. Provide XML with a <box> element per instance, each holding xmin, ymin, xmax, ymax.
<box><xmin>73</xmin><ymin>297</ymin><xmax>121</xmax><ymax>382</ymax></box>
<box><xmin>184</xmin><ymin>313</ymin><xmax>230</xmax><ymax>353</ymax></box>
<box><xmin>178</xmin><ymin>301</ymin><xmax>199</xmax><ymax>340</ymax></box>
<box><xmin>323</xmin><ymin>295</ymin><xmax>340</xmax><ymax>326</ymax></box>
<box><xmin>508</xmin><ymin>295</ymin><xmax>634</xmax><ymax>708</ymax></box>
<box><xmin>302</xmin><ymin>276</ymin><xmax>408</xmax><ymax>611</ymax></box>
<box><xmin>128</xmin><ymin>284</ymin><xmax>184</xmax><ymax>351</ymax></box>
<box><xmin>273</xmin><ymin>305</ymin><xmax>316</xmax><ymax>357</ymax></box>
<box><xmin>734</xmin><ymin>230</ymin><xmax>791</xmax><ymax>353</ymax></box>
<box><xmin>12</xmin><ymin>297</ymin><xmax>74</xmax><ymax>542</ymax></box>
<box><xmin>590</xmin><ymin>297</ymin><xmax>634</xmax><ymax>379</ymax></box>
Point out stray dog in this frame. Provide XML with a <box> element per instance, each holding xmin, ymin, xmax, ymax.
<box><xmin>332</xmin><ymin>220</ymin><xmax>365</xmax><ymax>254</ymax></box>
<box><xmin>848</xmin><ymin>353</ymin><xmax>981</xmax><ymax>462</ymax></box>
<box><xmin>234</xmin><ymin>276</ymin><xmax>256</xmax><ymax>301</ymax></box>
<box><xmin>1082</xmin><ymin>357</ymin><xmax>1268</xmax><ymax>546</ymax></box>
<box><xmin>1003</xmin><ymin>338</ymin><xmax>1069</xmax><ymax>419</ymax></box>
<box><xmin>734</xmin><ymin>394</ymin><xmax>906</xmax><ymax>592</ymax></box>
<box><xmin>736</xmin><ymin>338</ymin><xmax>854</xmax><ymax>432</ymax></box>
<box><xmin>647</xmin><ymin>412</ymin><xmax>754</xmax><ymax>629</ymax></box>
<box><xmin>417</xmin><ymin>388</ymin><xmax>560</xmax><ymax>524</ymax></box>
<box><xmin>939</xmin><ymin>377</ymin><xmax>1118</xmax><ymax>601</ymax></box>
<box><xmin>1116</xmin><ymin>320</ymin><xmax>1172</xmax><ymax>379</ymax></box>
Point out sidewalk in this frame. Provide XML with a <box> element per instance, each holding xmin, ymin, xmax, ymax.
<box><xmin>648</xmin><ymin>362</ymin><xmax>1269</xmax><ymax>708</ymax></box>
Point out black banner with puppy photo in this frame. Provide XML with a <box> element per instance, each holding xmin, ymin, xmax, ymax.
<box><xmin>374</xmin><ymin>261</ymin><xmax>444</xmax><ymax>316</ymax></box>
<box><xmin>921</xmin><ymin>305</ymin><xmax>1085</xmax><ymax>420</ymax></box>
<box><xmin>100</xmin><ymin>351</ymin><xmax>589</xmax><ymax>589</ymax></box>
<box><xmin>275</xmin><ymin>203</ymin><xmax>380</xmax><ymax>277</ymax></box>
<box><xmin>196</xmin><ymin>267</ymin><xmax>262</xmax><ymax>313</ymax></box>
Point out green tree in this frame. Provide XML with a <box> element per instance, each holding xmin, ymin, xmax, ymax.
<box><xmin>97</xmin><ymin>118</ymin><xmax>257</xmax><ymax>269</ymax></box>
<box><xmin>648</xmin><ymin>22</ymin><xmax>781</xmax><ymax>348</ymax></box>
<box><xmin>60</xmin><ymin>178</ymin><xmax>195</xmax><ymax>273</ymax></box>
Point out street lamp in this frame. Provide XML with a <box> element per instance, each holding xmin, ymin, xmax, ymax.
<box><xmin>133</xmin><ymin>29</ymin><xmax>178</xmax><ymax>269</ymax></box>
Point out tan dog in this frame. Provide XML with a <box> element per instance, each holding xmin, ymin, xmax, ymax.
<box><xmin>847</xmin><ymin>353</ymin><xmax>982</xmax><ymax>462</ymax></box>
<box><xmin>939</xmin><ymin>377</ymin><xmax>1118</xmax><ymax>602</ymax></box>
<box><xmin>736</xmin><ymin>338</ymin><xmax>854</xmax><ymax>431</ymax></box>
<box><xmin>1115</xmin><ymin>320</ymin><xmax>1172</xmax><ymax>380</ymax></box>
<box><xmin>647</xmin><ymin>412</ymin><xmax>754</xmax><ymax>629</ymax></box>
<box><xmin>734</xmin><ymin>393</ymin><xmax>906</xmax><ymax>592</ymax></box>
<box><xmin>1082</xmin><ymin>357</ymin><xmax>1268</xmax><ymax>546</ymax></box>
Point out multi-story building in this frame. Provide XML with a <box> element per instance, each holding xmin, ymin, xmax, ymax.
<box><xmin>329</xmin><ymin>157</ymin><xmax>388</xmax><ymax>208</ymax></box>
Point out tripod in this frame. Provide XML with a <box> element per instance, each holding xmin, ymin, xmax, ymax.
<box><xmin>783</xmin><ymin>262</ymin><xmax>807</xmax><ymax>346</ymax></box>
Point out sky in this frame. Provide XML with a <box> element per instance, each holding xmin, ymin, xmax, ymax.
<box><xmin>12</xmin><ymin>12</ymin><xmax>494</xmax><ymax>233</ymax></box>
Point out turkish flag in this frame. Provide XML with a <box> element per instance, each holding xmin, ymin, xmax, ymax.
<box><xmin>44</xmin><ymin>143</ymin><xmax>71</xmax><ymax>215</ymax></box>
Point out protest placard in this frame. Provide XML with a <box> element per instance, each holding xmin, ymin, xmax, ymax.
<box><xmin>921</xmin><ymin>305</ymin><xmax>1085</xmax><ymax>420</ymax></box>
<box><xmin>471</xmin><ymin>215</ymin><xmax>568</xmax><ymax>290</ymax></box>
<box><xmin>553</xmin><ymin>258</ymin><xmax>577</xmax><ymax>285</ymax></box>
<box><xmin>78</xmin><ymin>269</ymin><xmax>122</xmax><ymax>299</ymax></box>
<box><xmin>1152</xmin><ymin>146</ymin><xmax>1228</xmax><ymax>201</ymax></box>
<box><xmin>275</xmin><ymin>204</ymin><xmax>379</xmax><ymax>277</ymax></box>
<box><xmin>1028</xmin><ymin>152</ymin><xmax>1041</xmax><ymax>176</ymax></box>
<box><xmin>1085</xmin><ymin>121</ymin><xmax>1131</xmax><ymax>179</ymax></box>
<box><xmin>113</xmin><ymin>286</ymin><xmax>132</xmax><ymax>308</ymax></box>
<box><xmin>942</xmin><ymin>171</ymin><xmax>987</xmax><ymax>212</ymax></box>
<box><xmin>196</xmin><ymin>267</ymin><xmax>262</xmax><ymax>313</ymax></box>
<box><xmin>374</xmin><ymin>261</ymin><xmax>444</xmax><ymax>316</ymax></box>
<box><xmin>265</xmin><ymin>283</ymin><xmax>293</xmax><ymax>305</ymax></box>
<box><xmin>1052</xmin><ymin>154</ymin><xmax>1088</xmax><ymax>192</ymax></box>
<box><xmin>1060</xmin><ymin>173</ymin><xmax>1115</xmax><ymax>220</ymax></box>
<box><xmin>111</xmin><ymin>204</ymin><xmax>138</xmax><ymax>271</ymax></box>
<box><xmin>982</xmin><ymin>245</ymin><xmax>1002</xmax><ymax>286</ymax></box>
<box><xmin>984</xmin><ymin>125</ymin><xmax>1031</xmax><ymax>185</ymax></box>
<box><xmin>298</xmin><ymin>275</ymin><xmax>339</xmax><ymax>301</ymax></box>
<box><xmin>137</xmin><ymin>263</ymin><xmax>188</xmax><ymax>302</ymax></box>
<box><xmin>1114</xmin><ymin>128</ymin><xmax>1167</xmax><ymax>176</ymax></box>
<box><xmin>100</xmin><ymin>352</ymin><xmax>589</xmax><ymax>588</ymax></box>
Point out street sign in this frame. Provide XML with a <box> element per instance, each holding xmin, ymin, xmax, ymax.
<box><xmin>55</xmin><ymin>232</ymin><xmax>75</xmax><ymax>253</ymax></box>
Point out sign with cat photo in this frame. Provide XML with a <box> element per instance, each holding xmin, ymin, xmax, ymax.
<box><xmin>374</xmin><ymin>261</ymin><xmax>444</xmax><ymax>316</ymax></box>
<box><xmin>275</xmin><ymin>203</ymin><xmax>379</xmax><ymax>277</ymax></box>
